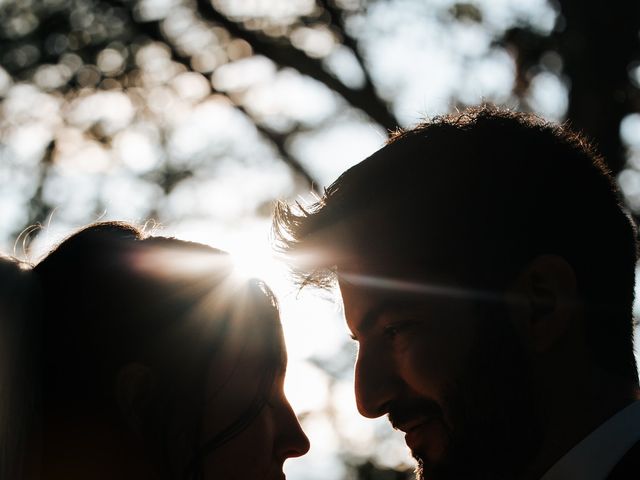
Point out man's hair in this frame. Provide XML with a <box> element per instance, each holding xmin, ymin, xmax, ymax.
<box><xmin>274</xmin><ymin>106</ymin><xmax>639</xmax><ymax>382</ymax></box>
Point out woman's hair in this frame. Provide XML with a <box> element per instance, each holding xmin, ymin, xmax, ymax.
<box><xmin>0</xmin><ymin>255</ymin><xmax>40</xmax><ymax>480</ymax></box>
<box><xmin>17</xmin><ymin>221</ymin><xmax>283</xmax><ymax>479</ymax></box>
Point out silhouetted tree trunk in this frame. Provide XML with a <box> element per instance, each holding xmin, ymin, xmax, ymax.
<box><xmin>558</xmin><ymin>0</ymin><xmax>640</xmax><ymax>175</ymax></box>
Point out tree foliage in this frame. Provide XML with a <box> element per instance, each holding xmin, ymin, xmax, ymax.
<box><xmin>1</xmin><ymin>0</ymin><xmax>639</xmax><ymax>239</ymax></box>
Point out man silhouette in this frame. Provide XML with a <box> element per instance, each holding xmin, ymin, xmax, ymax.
<box><xmin>274</xmin><ymin>107</ymin><xmax>640</xmax><ymax>479</ymax></box>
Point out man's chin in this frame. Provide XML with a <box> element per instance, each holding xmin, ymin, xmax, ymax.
<box><xmin>412</xmin><ymin>453</ymin><xmax>454</xmax><ymax>480</ymax></box>
<box><xmin>410</xmin><ymin>445</ymin><xmax>473</xmax><ymax>480</ymax></box>
<box><xmin>413</xmin><ymin>457</ymin><xmax>425</xmax><ymax>480</ymax></box>
<box><xmin>410</xmin><ymin>447</ymin><xmax>446</xmax><ymax>480</ymax></box>
<box><xmin>412</xmin><ymin>455</ymin><xmax>457</xmax><ymax>480</ymax></box>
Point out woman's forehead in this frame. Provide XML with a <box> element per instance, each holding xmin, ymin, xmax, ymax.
<box><xmin>206</xmin><ymin>315</ymin><xmax>284</xmax><ymax>381</ymax></box>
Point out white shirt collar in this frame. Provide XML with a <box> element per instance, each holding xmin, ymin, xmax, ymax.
<box><xmin>540</xmin><ymin>400</ymin><xmax>640</xmax><ymax>480</ymax></box>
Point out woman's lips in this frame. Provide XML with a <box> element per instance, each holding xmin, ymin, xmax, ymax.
<box><xmin>269</xmin><ymin>469</ymin><xmax>286</xmax><ymax>480</ymax></box>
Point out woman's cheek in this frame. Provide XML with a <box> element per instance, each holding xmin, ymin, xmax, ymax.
<box><xmin>251</xmin><ymin>407</ymin><xmax>276</xmax><ymax>457</ymax></box>
<box><xmin>204</xmin><ymin>408</ymin><xmax>276</xmax><ymax>479</ymax></box>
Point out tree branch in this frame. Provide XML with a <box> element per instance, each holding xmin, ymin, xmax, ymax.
<box><xmin>125</xmin><ymin>8</ymin><xmax>322</xmax><ymax>192</ymax></box>
<box><xmin>316</xmin><ymin>0</ymin><xmax>377</xmax><ymax>94</ymax></box>
<box><xmin>194</xmin><ymin>0</ymin><xmax>399</xmax><ymax>132</ymax></box>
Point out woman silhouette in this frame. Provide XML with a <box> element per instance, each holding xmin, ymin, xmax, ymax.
<box><xmin>0</xmin><ymin>255</ymin><xmax>39</xmax><ymax>480</ymax></box>
<box><xmin>9</xmin><ymin>221</ymin><xmax>308</xmax><ymax>479</ymax></box>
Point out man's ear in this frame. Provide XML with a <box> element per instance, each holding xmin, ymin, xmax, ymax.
<box><xmin>115</xmin><ymin>362</ymin><xmax>155</xmax><ymax>432</ymax></box>
<box><xmin>508</xmin><ymin>254</ymin><xmax>580</xmax><ymax>352</ymax></box>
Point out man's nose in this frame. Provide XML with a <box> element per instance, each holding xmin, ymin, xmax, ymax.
<box><xmin>275</xmin><ymin>399</ymin><xmax>311</xmax><ymax>461</ymax></box>
<box><xmin>354</xmin><ymin>344</ymin><xmax>400</xmax><ymax>418</ymax></box>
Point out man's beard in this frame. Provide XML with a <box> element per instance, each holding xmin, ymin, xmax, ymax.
<box><xmin>412</xmin><ymin>302</ymin><xmax>543</xmax><ymax>480</ymax></box>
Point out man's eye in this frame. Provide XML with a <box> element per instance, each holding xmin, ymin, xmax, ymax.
<box><xmin>383</xmin><ymin>322</ymin><xmax>411</xmax><ymax>339</ymax></box>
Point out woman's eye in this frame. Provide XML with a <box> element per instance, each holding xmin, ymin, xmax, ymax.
<box><xmin>265</xmin><ymin>387</ymin><xmax>284</xmax><ymax>409</ymax></box>
<box><xmin>264</xmin><ymin>393</ymin><xmax>279</xmax><ymax>410</ymax></box>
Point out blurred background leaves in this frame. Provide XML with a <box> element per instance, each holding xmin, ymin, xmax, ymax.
<box><xmin>2</xmin><ymin>0</ymin><xmax>640</xmax><ymax>243</ymax></box>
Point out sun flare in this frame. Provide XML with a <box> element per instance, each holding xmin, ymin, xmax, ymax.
<box><xmin>226</xmin><ymin>237</ymin><xmax>285</xmax><ymax>286</ymax></box>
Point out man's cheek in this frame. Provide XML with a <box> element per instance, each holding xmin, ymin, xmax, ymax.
<box><xmin>404</xmin><ymin>337</ymin><xmax>470</xmax><ymax>399</ymax></box>
<box><xmin>397</xmin><ymin>345</ymin><xmax>444</xmax><ymax>397</ymax></box>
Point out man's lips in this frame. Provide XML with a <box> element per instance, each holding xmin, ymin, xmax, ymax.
<box><xmin>392</xmin><ymin>416</ymin><xmax>434</xmax><ymax>435</ymax></box>
<box><xmin>394</xmin><ymin>417</ymin><xmax>430</xmax><ymax>445</ymax></box>
<box><xmin>393</xmin><ymin>416</ymin><xmax>448</xmax><ymax>457</ymax></box>
<box><xmin>404</xmin><ymin>419</ymin><xmax>433</xmax><ymax>450</ymax></box>
<box><xmin>388</xmin><ymin>399</ymin><xmax>448</xmax><ymax>462</ymax></box>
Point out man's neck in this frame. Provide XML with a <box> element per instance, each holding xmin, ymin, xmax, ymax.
<box><xmin>519</xmin><ymin>365</ymin><xmax>639</xmax><ymax>480</ymax></box>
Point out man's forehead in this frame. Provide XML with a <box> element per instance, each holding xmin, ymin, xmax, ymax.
<box><xmin>336</xmin><ymin>253</ymin><xmax>440</xmax><ymax>282</ymax></box>
<box><xmin>337</xmin><ymin>265</ymin><xmax>503</xmax><ymax>329</ymax></box>
<box><xmin>337</xmin><ymin>267</ymin><xmax>444</xmax><ymax>325</ymax></box>
<box><xmin>336</xmin><ymin>258</ymin><xmax>474</xmax><ymax>301</ymax></box>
